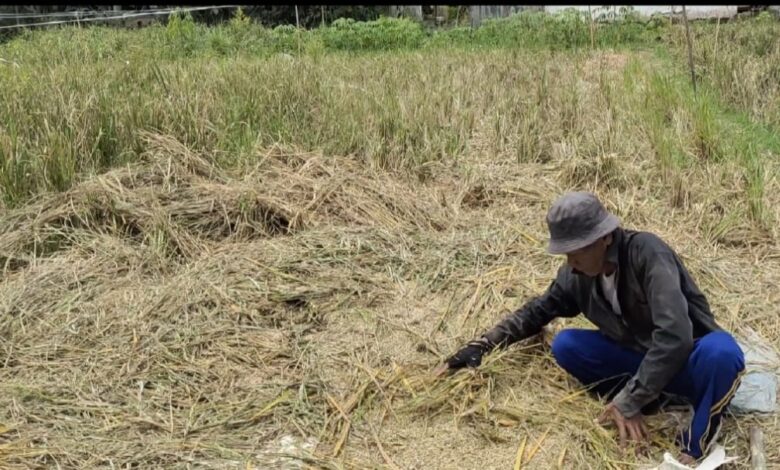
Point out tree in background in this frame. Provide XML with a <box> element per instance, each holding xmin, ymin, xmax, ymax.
<box><xmin>184</xmin><ymin>5</ymin><xmax>387</xmax><ymax>27</ymax></box>
<box><xmin>0</xmin><ymin>5</ymin><xmax>388</xmax><ymax>28</ymax></box>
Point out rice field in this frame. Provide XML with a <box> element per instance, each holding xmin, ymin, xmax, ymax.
<box><xmin>0</xmin><ymin>10</ymin><xmax>778</xmax><ymax>469</ymax></box>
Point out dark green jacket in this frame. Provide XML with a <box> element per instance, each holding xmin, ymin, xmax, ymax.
<box><xmin>481</xmin><ymin>227</ymin><xmax>722</xmax><ymax>417</ymax></box>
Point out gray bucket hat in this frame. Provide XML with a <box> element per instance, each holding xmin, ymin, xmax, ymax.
<box><xmin>546</xmin><ymin>192</ymin><xmax>620</xmax><ymax>255</ymax></box>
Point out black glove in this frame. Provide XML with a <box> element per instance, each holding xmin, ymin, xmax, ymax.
<box><xmin>446</xmin><ymin>339</ymin><xmax>491</xmax><ymax>369</ymax></box>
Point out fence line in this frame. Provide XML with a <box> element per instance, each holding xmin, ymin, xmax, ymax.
<box><xmin>0</xmin><ymin>5</ymin><xmax>241</xmax><ymax>31</ymax></box>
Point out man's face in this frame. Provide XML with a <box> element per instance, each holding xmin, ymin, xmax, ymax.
<box><xmin>565</xmin><ymin>234</ymin><xmax>612</xmax><ymax>277</ymax></box>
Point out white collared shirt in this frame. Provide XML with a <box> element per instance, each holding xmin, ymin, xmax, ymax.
<box><xmin>599</xmin><ymin>270</ymin><xmax>622</xmax><ymax>316</ymax></box>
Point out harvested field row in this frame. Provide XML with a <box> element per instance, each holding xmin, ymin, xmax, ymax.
<box><xmin>0</xmin><ymin>124</ymin><xmax>777</xmax><ymax>468</ymax></box>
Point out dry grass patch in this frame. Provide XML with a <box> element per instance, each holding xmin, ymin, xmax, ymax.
<box><xmin>0</xmin><ymin>131</ymin><xmax>776</xmax><ymax>468</ymax></box>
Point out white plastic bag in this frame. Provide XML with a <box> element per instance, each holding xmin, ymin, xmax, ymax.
<box><xmin>731</xmin><ymin>327</ymin><xmax>779</xmax><ymax>414</ymax></box>
<box><xmin>651</xmin><ymin>445</ymin><xmax>736</xmax><ymax>470</ymax></box>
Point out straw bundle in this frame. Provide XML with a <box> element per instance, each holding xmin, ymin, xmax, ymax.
<box><xmin>0</xmin><ymin>131</ymin><xmax>777</xmax><ymax>469</ymax></box>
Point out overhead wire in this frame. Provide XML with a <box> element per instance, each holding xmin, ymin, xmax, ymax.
<box><xmin>0</xmin><ymin>8</ymin><xmax>175</xmax><ymax>20</ymax></box>
<box><xmin>0</xmin><ymin>5</ymin><xmax>242</xmax><ymax>31</ymax></box>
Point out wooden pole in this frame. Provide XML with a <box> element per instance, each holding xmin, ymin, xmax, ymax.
<box><xmin>714</xmin><ymin>15</ymin><xmax>721</xmax><ymax>56</ymax></box>
<box><xmin>682</xmin><ymin>5</ymin><xmax>697</xmax><ymax>93</ymax></box>
<box><xmin>749</xmin><ymin>426</ymin><xmax>767</xmax><ymax>470</ymax></box>
<box><xmin>294</xmin><ymin>5</ymin><xmax>301</xmax><ymax>56</ymax></box>
<box><xmin>588</xmin><ymin>5</ymin><xmax>595</xmax><ymax>49</ymax></box>
<box><xmin>321</xmin><ymin>5</ymin><xmax>325</xmax><ymax>28</ymax></box>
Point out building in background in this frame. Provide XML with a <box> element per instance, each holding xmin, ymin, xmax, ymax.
<box><xmin>544</xmin><ymin>5</ymin><xmax>740</xmax><ymax>20</ymax></box>
<box><xmin>390</xmin><ymin>5</ymin><xmax>765</xmax><ymax>26</ymax></box>
<box><xmin>468</xmin><ymin>6</ymin><xmax>542</xmax><ymax>27</ymax></box>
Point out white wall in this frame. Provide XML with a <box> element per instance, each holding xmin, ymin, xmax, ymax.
<box><xmin>544</xmin><ymin>5</ymin><xmax>739</xmax><ymax>20</ymax></box>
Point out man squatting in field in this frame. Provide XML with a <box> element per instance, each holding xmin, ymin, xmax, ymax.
<box><xmin>436</xmin><ymin>192</ymin><xmax>745</xmax><ymax>465</ymax></box>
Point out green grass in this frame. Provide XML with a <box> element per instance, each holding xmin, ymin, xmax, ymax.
<box><xmin>0</xmin><ymin>9</ymin><xmax>663</xmax><ymax>65</ymax></box>
<box><xmin>686</xmin><ymin>12</ymin><xmax>780</xmax><ymax>127</ymax></box>
<box><xmin>0</xmin><ymin>10</ymin><xmax>778</xmax><ymax>231</ymax></box>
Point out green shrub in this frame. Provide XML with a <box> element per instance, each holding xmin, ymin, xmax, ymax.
<box><xmin>270</xmin><ymin>24</ymin><xmax>303</xmax><ymax>54</ymax></box>
<box><xmin>204</xmin><ymin>27</ymin><xmax>228</xmax><ymax>56</ymax></box>
<box><xmin>229</xmin><ymin>7</ymin><xmax>253</xmax><ymax>32</ymax></box>
<box><xmin>165</xmin><ymin>10</ymin><xmax>200</xmax><ymax>57</ymax></box>
<box><xmin>427</xmin><ymin>27</ymin><xmax>474</xmax><ymax>49</ymax></box>
<box><xmin>320</xmin><ymin>17</ymin><xmax>425</xmax><ymax>51</ymax></box>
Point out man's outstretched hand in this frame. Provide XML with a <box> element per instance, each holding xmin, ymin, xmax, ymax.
<box><xmin>433</xmin><ymin>340</ymin><xmax>490</xmax><ymax>377</ymax></box>
<box><xmin>597</xmin><ymin>402</ymin><xmax>650</xmax><ymax>454</ymax></box>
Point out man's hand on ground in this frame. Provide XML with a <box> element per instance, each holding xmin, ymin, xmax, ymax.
<box><xmin>597</xmin><ymin>402</ymin><xmax>650</xmax><ymax>454</ymax></box>
<box><xmin>434</xmin><ymin>340</ymin><xmax>489</xmax><ymax>377</ymax></box>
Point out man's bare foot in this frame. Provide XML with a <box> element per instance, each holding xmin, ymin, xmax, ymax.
<box><xmin>677</xmin><ymin>453</ymin><xmax>697</xmax><ymax>466</ymax></box>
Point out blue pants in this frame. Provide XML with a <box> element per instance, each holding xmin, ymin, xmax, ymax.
<box><xmin>552</xmin><ymin>329</ymin><xmax>745</xmax><ymax>458</ymax></box>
